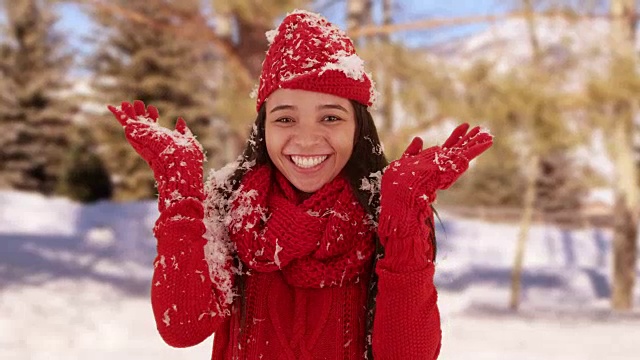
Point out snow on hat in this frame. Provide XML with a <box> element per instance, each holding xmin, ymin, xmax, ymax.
<box><xmin>253</xmin><ymin>9</ymin><xmax>378</xmax><ymax>112</ymax></box>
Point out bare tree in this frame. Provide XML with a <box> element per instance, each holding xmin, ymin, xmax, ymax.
<box><xmin>608</xmin><ymin>0</ymin><xmax>638</xmax><ymax>311</ymax></box>
<box><xmin>347</xmin><ymin>0</ymin><xmax>373</xmax><ymax>45</ymax></box>
<box><xmin>510</xmin><ymin>0</ymin><xmax>543</xmax><ymax>312</ymax></box>
<box><xmin>379</xmin><ymin>0</ymin><xmax>394</xmax><ymax>144</ymax></box>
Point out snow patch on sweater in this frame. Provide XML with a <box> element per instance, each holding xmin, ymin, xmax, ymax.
<box><xmin>360</xmin><ymin>171</ymin><xmax>383</xmax><ymax>220</ymax></box>
<box><xmin>202</xmin><ymin>158</ymin><xmax>257</xmax><ymax>307</ymax></box>
<box><xmin>274</xmin><ymin>240</ymin><xmax>283</xmax><ymax>269</ymax></box>
<box><xmin>109</xmin><ymin>104</ymin><xmax>204</xmax><ymax>154</ymax></box>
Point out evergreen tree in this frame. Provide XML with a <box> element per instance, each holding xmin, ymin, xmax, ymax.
<box><xmin>87</xmin><ymin>0</ymin><xmax>220</xmax><ymax>200</ymax></box>
<box><xmin>535</xmin><ymin>149</ymin><xmax>587</xmax><ymax>222</ymax></box>
<box><xmin>0</xmin><ymin>0</ymin><xmax>76</xmax><ymax>194</ymax></box>
<box><xmin>448</xmin><ymin>138</ymin><xmax>526</xmax><ymax>207</ymax></box>
<box><xmin>57</xmin><ymin>122</ymin><xmax>113</xmax><ymax>203</ymax></box>
<box><xmin>447</xmin><ymin>58</ymin><xmax>587</xmax><ymax>210</ymax></box>
<box><xmin>443</xmin><ymin>61</ymin><xmax>528</xmax><ymax>207</ymax></box>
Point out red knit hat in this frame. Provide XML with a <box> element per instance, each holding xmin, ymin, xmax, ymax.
<box><xmin>254</xmin><ymin>9</ymin><xmax>377</xmax><ymax>112</ymax></box>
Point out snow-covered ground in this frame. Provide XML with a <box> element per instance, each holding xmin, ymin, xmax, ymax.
<box><xmin>1</xmin><ymin>190</ymin><xmax>639</xmax><ymax>359</ymax></box>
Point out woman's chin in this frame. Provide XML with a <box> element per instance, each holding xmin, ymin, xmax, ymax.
<box><xmin>287</xmin><ymin>174</ymin><xmax>328</xmax><ymax>193</ymax></box>
<box><xmin>279</xmin><ymin>156</ymin><xmax>336</xmax><ymax>193</ymax></box>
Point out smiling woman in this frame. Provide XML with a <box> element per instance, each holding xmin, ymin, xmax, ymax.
<box><xmin>107</xmin><ymin>8</ymin><xmax>492</xmax><ymax>360</ymax></box>
<box><xmin>265</xmin><ymin>89</ymin><xmax>357</xmax><ymax>193</ymax></box>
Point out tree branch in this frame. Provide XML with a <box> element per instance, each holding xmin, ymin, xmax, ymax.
<box><xmin>85</xmin><ymin>0</ymin><xmax>254</xmax><ymax>89</ymax></box>
<box><xmin>348</xmin><ymin>9</ymin><xmax>624</xmax><ymax>38</ymax></box>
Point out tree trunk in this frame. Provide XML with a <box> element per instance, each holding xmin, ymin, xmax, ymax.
<box><xmin>347</xmin><ymin>0</ymin><xmax>373</xmax><ymax>45</ymax></box>
<box><xmin>510</xmin><ymin>152</ymin><xmax>539</xmax><ymax>311</ymax></box>
<box><xmin>610</xmin><ymin>107</ymin><xmax>638</xmax><ymax>310</ymax></box>
<box><xmin>215</xmin><ymin>9</ymin><xmax>233</xmax><ymax>42</ymax></box>
<box><xmin>609</xmin><ymin>0</ymin><xmax>638</xmax><ymax>312</ymax></box>
<box><xmin>380</xmin><ymin>0</ymin><xmax>394</xmax><ymax>152</ymax></box>
<box><xmin>522</xmin><ymin>0</ymin><xmax>542</xmax><ymax>62</ymax></box>
<box><xmin>510</xmin><ymin>0</ymin><xmax>543</xmax><ymax>311</ymax></box>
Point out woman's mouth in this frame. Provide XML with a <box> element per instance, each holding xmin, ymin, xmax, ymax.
<box><xmin>289</xmin><ymin>155</ymin><xmax>329</xmax><ymax>169</ymax></box>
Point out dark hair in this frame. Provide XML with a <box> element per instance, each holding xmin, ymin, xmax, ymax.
<box><xmin>224</xmin><ymin>100</ymin><xmax>436</xmax><ymax>358</ymax></box>
<box><xmin>227</xmin><ymin>100</ymin><xmax>388</xmax><ymax>212</ymax></box>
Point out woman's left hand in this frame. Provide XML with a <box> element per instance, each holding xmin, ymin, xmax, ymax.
<box><xmin>378</xmin><ymin>123</ymin><xmax>493</xmax><ymax>239</ymax></box>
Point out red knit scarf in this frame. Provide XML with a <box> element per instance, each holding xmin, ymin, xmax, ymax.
<box><xmin>228</xmin><ymin>165</ymin><xmax>375</xmax><ymax>288</ymax></box>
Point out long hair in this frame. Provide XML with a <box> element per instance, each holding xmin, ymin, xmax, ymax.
<box><xmin>221</xmin><ymin>100</ymin><xmax>436</xmax><ymax>358</ymax></box>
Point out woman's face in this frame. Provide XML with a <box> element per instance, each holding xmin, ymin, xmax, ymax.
<box><xmin>265</xmin><ymin>89</ymin><xmax>356</xmax><ymax>193</ymax></box>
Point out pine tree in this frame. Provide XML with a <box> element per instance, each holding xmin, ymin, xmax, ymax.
<box><xmin>448</xmin><ymin>138</ymin><xmax>526</xmax><ymax>207</ymax></box>
<box><xmin>535</xmin><ymin>150</ymin><xmax>587</xmax><ymax>222</ymax></box>
<box><xmin>444</xmin><ymin>61</ymin><xmax>531</xmax><ymax>207</ymax></box>
<box><xmin>57</xmin><ymin>122</ymin><xmax>113</xmax><ymax>203</ymax></box>
<box><xmin>0</xmin><ymin>0</ymin><xmax>76</xmax><ymax>194</ymax></box>
<box><xmin>87</xmin><ymin>0</ymin><xmax>220</xmax><ymax>200</ymax></box>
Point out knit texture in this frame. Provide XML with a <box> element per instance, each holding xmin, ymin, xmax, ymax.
<box><xmin>378</xmin><ymin>125</ymin><xmax>494</xmax><ymax>271</ymax></box>
<box><xmin>108</xmin><ymin>100</ymin><xmax>232</xmax><ymax>347</ymax></box>
<box><xmin>255</xmin><ymin>9</ymin><xmax>376</xmax><ymax>111</ymax></box>
<box><xmin>107</xmin><ymin>100</ymin><xmax>205</xmax><ymax>211</ymax></box>
<box><xmin>108</xmin><ymin>97</ymin><xmax>449</xmax><ymax>357</ymax></box>
<box><xmin>143</xmin><ymin>170</ymin><xmax>441</xmax><ymax>359</ymax></box>
<box><xmin>229</xmin><ymin>165</ymin><xmax>376</xmax><ymax>288</ymax></box>
<box><xmin>374</xmin><ymin>253</ymin><xmax>442</xmax><ymax>359</ymax></box>
<box><xmin>151</xmin><ymin>198</ymin><xmax>231</xmax><ymax>348</ymax></box>
<box><xmin>213</xmin><ymin>270</ymin><xmax>369</xmax><ymax>359</ymax></box>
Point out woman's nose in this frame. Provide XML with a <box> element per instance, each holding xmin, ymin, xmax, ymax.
<box><xmin>293</xmin><ymin>123</ymin><xmax>322</xmax><ymax>146</ymax></box>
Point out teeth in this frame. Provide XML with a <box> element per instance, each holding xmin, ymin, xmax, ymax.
<box><xmin>291</xmin><ymin>155</ymin><xmax>328</xmax><ymax>168</ymax></box>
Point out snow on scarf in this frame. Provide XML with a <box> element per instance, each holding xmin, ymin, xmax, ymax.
<box><xmin>229</xmin><ymin>165</ymin><xmax>375</xmax><ymax>288</ymax></box>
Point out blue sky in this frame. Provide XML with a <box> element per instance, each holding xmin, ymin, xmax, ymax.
<box><xmin>55</xmin><ymin>3</ymin><xmax>95</xmax><ymax>55</ymax></box>
<box><xmin>54</xmin><ymin>1</ymin><xmax>504</xmax><ymax>52</ymax></box>
<box><xmin>391</xmin><ymin>0</ymin><xmax>506</xmax><ymax>46</ymax></box>
<box><xmin>320</xmin><ymin>0</ymin><xmax>505</xmax><ymax>46</ymax></box>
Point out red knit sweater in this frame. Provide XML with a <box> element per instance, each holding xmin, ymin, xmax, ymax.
<box><xmin>151</xmin><ymin>198</ymin><xmax>441</xmax><ymax>359</ymax></box>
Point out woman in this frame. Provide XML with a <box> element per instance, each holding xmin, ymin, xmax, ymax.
<box><xmin>108</xmin><ymin>9</ymin><xmax>492</xmax><ymax>360</ymax></box>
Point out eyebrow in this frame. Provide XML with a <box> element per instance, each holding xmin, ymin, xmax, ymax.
<box><xmin>317</xmin><ymin>104</ymin><xmax>349</xmax><ymax>113</ymax></box>
<box><xmin>269</xmin><ymin>104</ymin><xmax>349</xmax><ymax>113</ymax></box>
<box><xmin>269</xmin><ymin>105</ymin><xmax>295</xmax><ymax>113</ymax></box>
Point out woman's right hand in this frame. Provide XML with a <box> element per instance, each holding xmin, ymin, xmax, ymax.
<box><xmin>107</xmin><ymin>100</ymin><xmax>205</xmax><ymax>204</ymax></box>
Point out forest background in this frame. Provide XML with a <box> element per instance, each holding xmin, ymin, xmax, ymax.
<box><xmin>1</xmin><ymin>0</ymin><xmax>639</xmax><ymax>358</ymax></box>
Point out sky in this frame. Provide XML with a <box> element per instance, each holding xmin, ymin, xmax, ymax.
<box><xmin>345</xmin><ymin>0</ymin><xmax>507</xmax><ymax>46</ymax></box>
<box><xmin>43</xmin><ymin>0</ymin><xmax>507</xmax><ymax>78</ymax></box>
<box><xmin>55</xmin><ymin>2</ymin><xmax>96</xmax><ymax>56</ymax></box>
<box><xmin>53</xmin><ymin>0</ymin><xmax>505</xmax><ymax>53</ymax></box>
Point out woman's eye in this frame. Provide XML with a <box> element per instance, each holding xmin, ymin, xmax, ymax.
<box><xmin>323</xmin><ymin>115</ymin><xmax>341</xmax><ymax>123</ymax></box>
<box><xmin>275</xmin><ymin>117</ymin><xmax>293</xmax><ymax>123</ymax></box>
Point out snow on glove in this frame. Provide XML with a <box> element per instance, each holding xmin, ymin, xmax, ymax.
<box><xmin>109</xmin><ymin>102</ymin><xmax>233</xmax><ymax>345</ymax></box>
<box><xmin>378</xmin><ymin>123</ymin><xmax>493</xmax><ymax>268</ymax></box>
<box><xmin>107</xmin><ymin>100</ymin><xmax>205</xmax><ymax>211</ymax></box>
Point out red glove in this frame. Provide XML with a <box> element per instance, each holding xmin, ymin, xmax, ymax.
<box><xmin>378</xmin><ymin>123</ymin><xmax>493</xmax><ymax>268</ymax></box>
<box><xmin>107</xmin><ymin>100</ymin><xmax>204</xmax><ymax>210</ymax></box>
<box><xmin>109</xmin><ymin>101</ymin><xmax>230</xmax><ymax>346</ymax></box>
